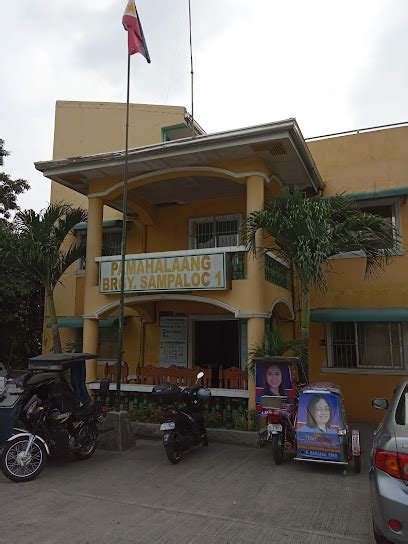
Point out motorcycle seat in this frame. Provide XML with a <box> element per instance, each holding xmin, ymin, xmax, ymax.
<box><xmin>73</xmin><ymin>403</ymin><xmax>97</xmax><ymax>419</ymax></box>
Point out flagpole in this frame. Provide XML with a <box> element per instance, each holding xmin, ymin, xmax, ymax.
<box><xmin>115</xmin><ymin>52</ymin><xmax>131</xmax><ymax>411</ymax></box>
<box><xmin>188</xmin><ymin>0</ymin><xmax>195</xmax><ymax>138</ymax></box>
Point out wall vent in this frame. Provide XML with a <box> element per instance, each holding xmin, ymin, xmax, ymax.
<box><xmin>269</xmin><ymin>141</ymin><xmax>286</xmax><ymax>156</ymax></box>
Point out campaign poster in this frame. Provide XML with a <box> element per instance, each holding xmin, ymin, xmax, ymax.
<box><xmin>255</xmin><ymin>361</ymin><xmax>294</xmax><ymax>414</ymax></box>
<box><xmin>296</xmin><ymin>392</ymin><xmax>343</xmax><ymax>461</ymax></box>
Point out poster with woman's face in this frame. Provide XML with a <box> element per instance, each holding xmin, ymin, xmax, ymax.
<box><xmin>255</xmin><ymin>361</ymin><xmax>293</xmax><ymax>410</ymax></box>
<box><xmin>296</xmin><ymin>392</ymin><xmax>343</xmax><ymax>461</ymax></box>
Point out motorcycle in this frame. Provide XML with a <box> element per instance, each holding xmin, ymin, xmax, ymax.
<box><xmin>254</xmin><ymin>357</ymin><xmax>361</xmax><ymax>473</ymax></box>
<box><xmin>0</xmin><ymin>353</ymin><xmax>110</xmax><ymax>482</ymax></box>
<box><xmin>152</xmin><ymin>371</ymin><xmax>211</xmax><ymax>464</ymax></box>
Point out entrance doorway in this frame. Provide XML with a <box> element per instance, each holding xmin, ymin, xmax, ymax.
<box><xmin>194</xmin><ymin>320</ymin><xmax>239</xmax><ymax>387</ymax></box>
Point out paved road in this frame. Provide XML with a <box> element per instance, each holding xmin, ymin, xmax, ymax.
<box><xmin>0</xmin><ymin>429</ymin><xmax>376</xmax><ymax>544</ymax></box>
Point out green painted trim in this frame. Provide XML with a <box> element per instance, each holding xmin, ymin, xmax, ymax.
<box><xmin>161</xmin><ymin>123</ymin><xmax>188</xmax><ymax>142</ymax></box>
<box><xmin>350</xmin><ymin>186</ymin><xmax>408</xmax><ymax>201</ymax></box>
<box><xmin>73</xmin><ymin>220</ymin><xmax>122</xmax><ymax>231</ymax></box>
<box><xmin>320</xmin><ymin>187</ymin><xmax>408</xmax><ymax>202</ymax></box>
<box><xmin>311</xmin><ymin>308</ymin><xmax>408</xmax><ymax>322</ymax></box>
<box><xmin>47</xmin><ymin>317</ymin><xmax>118</xmax><ymax>328</ymax></box>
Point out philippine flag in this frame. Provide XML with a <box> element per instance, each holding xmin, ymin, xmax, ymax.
<box><xmin>122</xmin><ymin>1</ymin><xmax>151</xmax><ymax>62</ymax></box>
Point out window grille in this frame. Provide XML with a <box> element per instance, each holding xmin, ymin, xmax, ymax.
<box><xmin>330</xmin><ymin>321</ymin><xmax>404</xmax><ymax>370</ymax></box>
<box><xmin>77</xmin><ymin>229</ymin><xmax>122</xmax><ymax>271</ymax></box>
<box><xmin>264</xmin><ymin>254</ymin><xmax>289</xmax><ymax>289</ymax></box>
<box><xmin>189</xmin><ymin>215</ymin><xmax>241</xmax><ymax>249</ymax></box>
<box><xmin>102</xmin><ymin>231</ymin><xmax>122</xmax><ymax>256</ymax></box>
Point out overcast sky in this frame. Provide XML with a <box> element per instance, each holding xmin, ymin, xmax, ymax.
<box><xmin>2</xmin><ymin>0</ymin><xmax>408</xmax><ymax>212</ymax></box>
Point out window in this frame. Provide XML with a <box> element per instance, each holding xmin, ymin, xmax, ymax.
<box><xmin>333</xmin><ymin>198</ymin><xmax>401</xmax><ymax>258</ymax></box>
<box><xmin>328</xmin><ymin>321</ymin><xmax>405</xmax><ymax>370</ymax></box>
<box><xmin>395</xmin><ymin>385</ymin><xmax>408</xmax><ymax>425</ymax></box>
<box><xmin>189</xmin><ymin>214</ymin><xmax>241</xmax><ymax>249</ymax></box>
<box><xmin>77</xmin><ymin>228</ymin><xmax>122</xmax><ymax>271</ymax></box>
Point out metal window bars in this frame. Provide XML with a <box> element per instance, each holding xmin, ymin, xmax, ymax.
<box><xmin>189</xmin><ymin>215</ymin><xmax>241</xmax><ymax>249</ymax></box>
<box><xmin>331</xmin><ymin>321</ymin><xmax>404</xmax><ymax>369</ymax></box>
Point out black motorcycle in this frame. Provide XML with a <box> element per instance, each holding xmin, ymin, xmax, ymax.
<box><xmin>152</xmin><ymin>371</ymin><xmax>211</xmax><ymax>464</ymax></box>
<box><xmin>0</xmin><ymin>353</ymin><xmax>110</xmax><ymax>482</ymax></box>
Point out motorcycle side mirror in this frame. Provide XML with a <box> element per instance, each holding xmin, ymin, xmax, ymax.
<box><xmin>99</xmin><ymin>378</ymin><xmax>110</xmax><ymax>400</ymax></box>
<box><xmin>196</xmin><ymin>372</ymin><xmax>204</xmax><ymax>380</ymax></box>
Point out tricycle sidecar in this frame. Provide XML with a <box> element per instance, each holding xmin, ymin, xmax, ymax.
<box><xmin>0</xmin><ymin>353</ymin><xmax>110</xmax><ymax>482</ymax></box>
<box><xmin>295</xmin><ymin>383</ymin><xmax>361</xmax><ymax>473</ymax></box>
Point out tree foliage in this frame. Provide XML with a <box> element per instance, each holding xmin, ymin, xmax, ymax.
<box><xmin>16</xmin><ymin>203</ymin><xmax>87</xmax><ymax>353</ymax></box>
<box><xmin>0</xmin><ymin>147</ymin><xmax>41</xmax><ymax>369</ymax></box>
<box><xmin>0</xmin><ymin>212</ymin><xmax>43</xmax><ymax>370</ymax></box>
<box><xmin>0</xmin><ymin>172</ymin><xmax>30</xmax><ymax>220</ymax></box>
<box><xmin>243</xmin><ymin>188</ymin><xmax>397</xmax><ymax>375</ymax></box>
<box><xmin>247</xmin><ymin>324</ymin><xmax>301</xmax><ymax>378</ymax></box>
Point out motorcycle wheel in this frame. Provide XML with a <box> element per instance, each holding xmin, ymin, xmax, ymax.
<box><xmin>271</xmin><ymin>432</ymin><xmax>284</xmax><ymax>465</ymax></box>
<box><xmin>165</xmin><ymin>433</ymin><xmax>183</xmax><ymax>464</ymax></box>
<box><xmin>1</xmin><ymin>436</ymin><xmax>47</xmax><ymax>482</ymax></box>
<box><xmin>73</xmin><ymin>424</ymin><xmax>99</xmax><ymax>461</ymax></box>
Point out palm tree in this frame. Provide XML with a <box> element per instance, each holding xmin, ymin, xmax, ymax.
<box><xmin>244</xmin><ymin>188</ymin><xmax>397</xmax><ymax>375</ymax></box>
<box><xmin>16</xmin><ymin>203</ymin><xmax>87</xmax><ymax>353</ymax></box>
<box><xmin>247</xmin><ymin>323</ymin><xmax>301</xmax><ymax>378</ymax></box>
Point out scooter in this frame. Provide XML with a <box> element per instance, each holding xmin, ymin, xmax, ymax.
<box><xmin>152</xmin><ymin>372</ymin><xmax>211</xmax><ymax>464</ymax></box>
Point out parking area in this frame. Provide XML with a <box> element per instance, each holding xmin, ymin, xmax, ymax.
<box><xmin>0</xmin><ymin>426</ymin><xmax>376</xmax><ymax>544</ymax></box>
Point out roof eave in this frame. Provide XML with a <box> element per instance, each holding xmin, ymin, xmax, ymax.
<box><xmin>35</xmin><ymin>118</ymin><xmax>324</xmax><ymax>192</ymax></box>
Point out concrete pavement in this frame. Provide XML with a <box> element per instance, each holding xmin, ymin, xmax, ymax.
<box><xmin>0</xmin><ymin>426</ymin><xmax>376</xmax><ymax>544</ymax></box>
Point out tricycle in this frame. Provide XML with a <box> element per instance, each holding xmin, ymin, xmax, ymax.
<box><xmin>0</xmin><ymin>353</ymin><xmax>110</xmax><ymax>482</ymax></box>
<box><xmin>254</xmin><ymin>357</ymin><xmax>361</xmax><ymax>473</ymax></box>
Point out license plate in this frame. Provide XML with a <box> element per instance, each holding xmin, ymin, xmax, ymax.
<box><xmin>268</xmin><ymin>424</ymin><xmax>282</xmax><ymax>432</ymax></box>
<box><xmin>160</xmin><ymin>422</ymin><xmax>175</xmax><ymax>431</ymax></box>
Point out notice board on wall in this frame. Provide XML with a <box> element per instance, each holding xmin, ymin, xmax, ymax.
<box><xmin>159</xmin><ymin>316</ymin><xmax>188</xmax><ymax>368</ymax></box>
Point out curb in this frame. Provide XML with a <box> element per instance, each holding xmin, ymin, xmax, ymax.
<box><xmin>131</xmin><ymin>421</ymin><xmax>258</xmax><ymax>448</ymax></box>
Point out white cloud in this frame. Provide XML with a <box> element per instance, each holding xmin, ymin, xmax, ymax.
<box><xmin>1</xmin><ymin>0</ymin><xmax>407</xmax><ymax>211</ymax></box>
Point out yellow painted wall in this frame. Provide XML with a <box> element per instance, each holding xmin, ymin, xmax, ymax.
<box><xmin>309</xmin><ymin>322</ymin><xmax>397</xmax><ymax>423</ymax></box>
<box><xmin>93</xmin><ymin>300</ymin><xmax>235</xmax><ymax>377</ymax></box>
<box><xmin>45</xmin><ymin>104</ymin><xmax>408</xmax><ymax>423</ymax></box>
<box><xmin>50</xmin><ymin>101</ymin><xmax>187</xmax><ymax>212</ymax></box>
<box><xmin>307</xmin><ymin>126</ymin><xmax>408</xmax><ymax>195</ymax></box>
<box><xmin>49</xmin><ymin>101</ymin><xmax>188</xmax><ymax>330</ymax></box>
<box><xmin>307</xmin><ymin>127</ymin><xmax>408</xmax><ymax>422</ymax></box>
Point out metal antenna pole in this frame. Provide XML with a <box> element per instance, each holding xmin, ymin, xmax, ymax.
<box><xmin>188</xmin><ymin>0</ymin><xmax>195</xmax><ymax>138</ymax></box>
<box><xmin>115</xmin><ymin>53</ymin><xmax>131</xmax><ymax>411</ymax></box>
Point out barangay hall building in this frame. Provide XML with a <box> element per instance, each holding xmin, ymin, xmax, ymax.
<box><xmin>35</xmin><ymin>101</ymin><xmax>408</xmax><ymax>423</ymax></box>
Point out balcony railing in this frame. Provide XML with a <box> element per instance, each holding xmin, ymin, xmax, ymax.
<box><xmin>265</xmin><ymin>252</ymin><xmax>290</xmax><ymax>289</ymax></box>
<box><xmin>230</xmin><ymin>251</ymin><xmax>245</xmax><ymax>280</ymax></box>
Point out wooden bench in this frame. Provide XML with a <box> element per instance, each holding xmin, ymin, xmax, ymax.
<box><xmin>104</xmin><ymin>362</ymin><xmax>129</xmax><ymax>383</ymax></box>
<box><xmin>131</xmin><ymin>365</ymin><xmax>211</xmax><ymax>387</ymax></box>
<box><xmin>218</xmin><ymin>366</ymin><xmax>247</xmax><ymax>390</ymax></box>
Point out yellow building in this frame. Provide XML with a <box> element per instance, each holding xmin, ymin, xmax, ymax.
<box><xmin>35</xmin><ymin>101</ymin><xmax>408</xmax><ymax>423</ymax></box>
